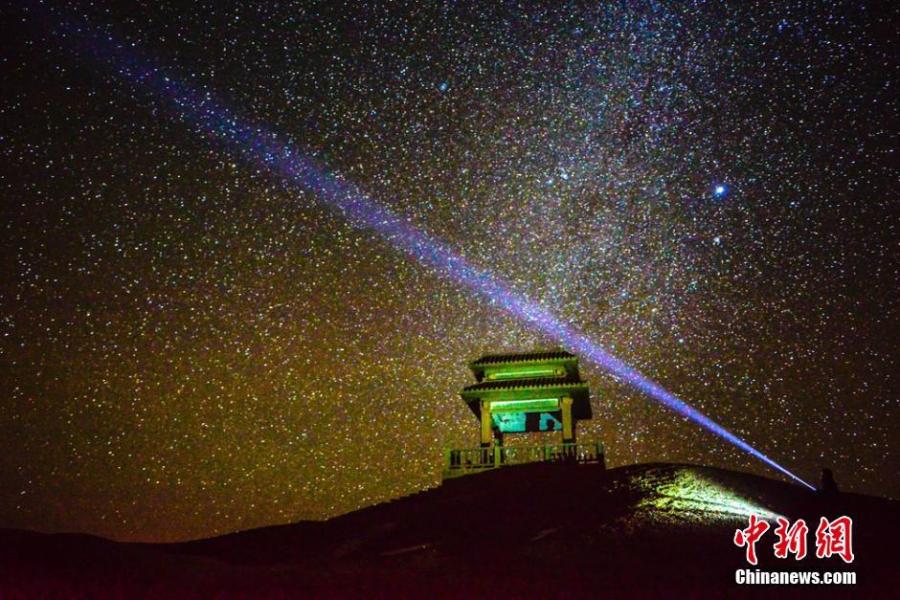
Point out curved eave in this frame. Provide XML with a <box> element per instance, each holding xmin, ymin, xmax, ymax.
<box><xmin>460</xmin><ymin>380</ymin><xmax>592</xmax><ymax>421</ymax></box>
<box><xmin>469</xmin><ymin>350</ymin><xmax>576</xmax><ymax>368</ymax></box>
<box><xmin>461</xmin><ymin>380</ymin><xmax>588</xmax><ymax>397</ymax></box>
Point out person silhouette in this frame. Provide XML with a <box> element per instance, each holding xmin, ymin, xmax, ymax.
<box><xmin>820</xmin><ymin>468</ymin><xmax>838</xmax><ymax>495</ymax></box>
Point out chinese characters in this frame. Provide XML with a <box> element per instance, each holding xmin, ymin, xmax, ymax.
<box><xmin>734</xmin><ymin>515</ymin><xmax>854</xmax><ymax>564</ymax></box>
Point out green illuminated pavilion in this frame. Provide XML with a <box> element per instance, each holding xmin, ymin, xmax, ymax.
<box><xmin>444</xmin><ymin>350</ymin><xmax>603</xmax><ymax>479</ymax></box>
<box><xmin>461</xmin><ymin>350</ymin><xmax>593</xmax><ymax>447</ymax></box>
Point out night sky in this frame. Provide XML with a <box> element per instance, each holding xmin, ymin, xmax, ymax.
<box><xmin>1</xmin><ymin>1</ymin><xmax>896</xmax><ymax>542</ymax></box>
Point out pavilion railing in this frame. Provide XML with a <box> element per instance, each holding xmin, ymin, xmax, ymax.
<box><xmin>443</xmin><ymin>441</ymin><xmax>604</xmax><ymax>478</ymax></box>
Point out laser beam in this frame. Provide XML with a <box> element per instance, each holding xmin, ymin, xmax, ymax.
<box><xmin>57</xmin><ymin>17</ymin><xmax>815</xmax><ymax>490</ymax></box>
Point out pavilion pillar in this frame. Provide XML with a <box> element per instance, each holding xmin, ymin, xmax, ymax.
<box><xmin>480</xmin><ymin>399</ymin><xmax>493</xmax><ymax>447</ymax></box>
<box><xmin>561</xmin><ymin>396</ymin><xmax>575</xmax><ymax>444</ymax></box>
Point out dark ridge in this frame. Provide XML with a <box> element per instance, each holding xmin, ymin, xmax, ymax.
<box><xmin>2</xmin><ymin>463</ymin><xmax>897</xmax><ymax>598</ymax></box>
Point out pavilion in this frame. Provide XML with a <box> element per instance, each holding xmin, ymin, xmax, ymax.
<box><xmin>444</xmin><ymin>350</ymin><xmax>605</xmax><ymax>478</ymax></box>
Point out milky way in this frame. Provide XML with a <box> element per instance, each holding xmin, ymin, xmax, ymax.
<box><xmin>1</xmin><ymin>1</ymin><xmax>895</xmax><ymax>541</ymax></box>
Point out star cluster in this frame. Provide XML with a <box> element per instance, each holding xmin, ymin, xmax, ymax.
<box><xmin>0</xmin><ymin>1</ymin><xmax>895</xmax><ymax>541</ymax></box>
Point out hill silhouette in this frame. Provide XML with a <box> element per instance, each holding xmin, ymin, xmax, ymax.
<box><xmin>2</xmin><ymin>462</ymin><xmax>897</xmax><ymax>598</ymax></box>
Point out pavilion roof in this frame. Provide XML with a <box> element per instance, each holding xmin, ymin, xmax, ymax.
<box><xmin>470</xmin><ymin>350</ymin><xmax>576</xmax><ymax>367</ymax></box>
<box><xmin>461</xmin><ymin>376</ymin><xmax>586</xmax><ymax>394</ymax></box>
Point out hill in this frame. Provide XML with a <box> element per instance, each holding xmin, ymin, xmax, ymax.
<box><xmin>2</xmin><ymin>462</ymin><xmax>897</xmax><ymax>598</ymax></box>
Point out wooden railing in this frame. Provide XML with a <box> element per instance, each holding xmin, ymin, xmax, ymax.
<box><xmin>443</xmin><ymin>441</ymin><xmax>604</xmax><ymax>479</ymax></box>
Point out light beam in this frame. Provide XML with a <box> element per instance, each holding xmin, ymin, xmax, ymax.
<box><xmin>56</xmin><ymin>16</ymin><xmax>815</xmax><ymax>490</ymax></box>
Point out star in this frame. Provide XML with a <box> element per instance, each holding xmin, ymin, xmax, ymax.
<box><xmin>0</xmin><ymin>1</ymin><xmax>892</xmax><ymax>542</ymax></box>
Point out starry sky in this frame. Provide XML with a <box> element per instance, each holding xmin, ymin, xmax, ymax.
<box><xmin>1</xmin><ymin>1</ymin><xmax>896</xmax><ymax>542</ymax></box>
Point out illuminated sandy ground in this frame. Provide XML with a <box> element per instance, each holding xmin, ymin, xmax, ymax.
<box><xmin>632</xmin><ymin>467</ymin><xmax>782</xmax><ymax>526</ymax></box>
